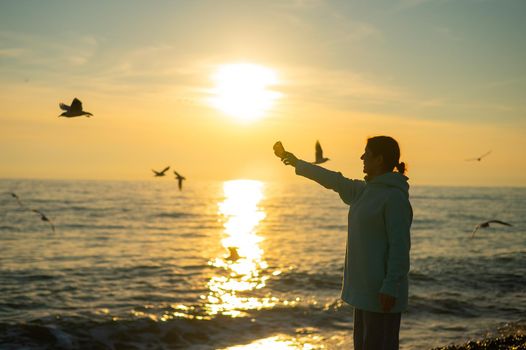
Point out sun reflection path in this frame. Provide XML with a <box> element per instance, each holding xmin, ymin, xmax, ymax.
<box><xmin>205</xmin><ymin>180</ymin><xmax>277</xmax><ymax>317</ymax></box>
<box><xmin>220</xmin><ymin>335</ymin><xmax>319</xmax><ymax>350</ymax></box>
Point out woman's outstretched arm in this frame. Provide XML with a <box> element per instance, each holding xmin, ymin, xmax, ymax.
<box><xmin>279</xmin><ymin>150</ymin><xmax>366</xmax><ymax>205</ymax></box>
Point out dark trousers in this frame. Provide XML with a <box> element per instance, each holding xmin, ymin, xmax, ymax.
<box><xmin>353</xmin><ymin>308</ymin><xmax>401</xmax><ymax>350</ymax></box>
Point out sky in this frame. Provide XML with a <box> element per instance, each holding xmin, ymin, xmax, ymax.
<box><xmin>1</xmin><ymin>0</ymin><xmax>525</xmax><ymax>186</ymax></box>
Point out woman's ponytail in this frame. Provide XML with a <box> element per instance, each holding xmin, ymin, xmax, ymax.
<box><xmin>396</xmin><ymin>161</ymin><xmax>406</xmax><ymax>175</ymax></box>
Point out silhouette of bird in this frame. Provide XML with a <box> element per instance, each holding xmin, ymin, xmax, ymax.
<box><xmin>174</xmin><ymin>170</ymin><xmax>186</xmax><ymax>190</ymax></box>
<box><xmin>152</xmin><ymin>166</ymin><xmax>170</xmax><ymax>177</ymax></box>
<box><xmin>466</xmin><ymin>150</ymin><xmax>491</xmax><ymax>162</ymax></box>
<box><xmin>59</xmin><ymin>98</ymin><xmax>93</xmax><ymax>118</ymax></box>
<box><xmin>8</xmin><ymin>193</ymin><xmax>55</xmax><ymax>233</ymax></box>
<box><xmin>9</xmin><ymin>192</ymin><xmax>27</xmax><ymax>209</ymax></box>
<box><xmin>471</xmin><ymin>219</ymin><xmax>512</xmax><ymax>238</ymax></box>
<box><xmin>32</xmin><ymin>209</ymin><xmax>55</xmax><ymax>233</ymax></box>
<box><xmin>226</xmin><ymin>247</ymin><xmax>240</xmax><ymax>261</ymax></box>
<box><xmin>312</xmin><ymin>140</ymin><xmax>329</xmax><ymax>164</ymax></box>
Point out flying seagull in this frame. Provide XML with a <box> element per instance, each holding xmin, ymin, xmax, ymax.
<box><xmin>32</xmin><ymin>209</ymin><xmax>56</xmax><ymax>233</ymax></box>
<box><xmin>9</xmin><ymin>193</ymin><xmax>55</xmax><ymax>233</ymax></box>
<box><xmin>152</xmin><ymin>166</ymin><xmax>170</xmax><ymax>177</ymax></box>
<box><xmin>59</xmin><ymin>98</ymin><xmax>93</xmax><ymax>118</ymax></box>
<box><xmin>226</xmin><ymin>247</ymin><xmax>240</xmax><ymax>261</ymax></box>
<box><xmin>471</xmin><ymin>219</ymin><xmax>512</xmax><ymax>238</ymax></box>
<box><xmin>312</xmin><ymin>140</ymin><xmax>329</xmax><ymax>164</ymax></box>
<box><xmin>466</xmin><ymin>150</ymin><xmax>491</xmax><ymax>162</ymax></box>
<box><xmin>9</xmin><ymin>192</ymin><xmax>27</xmax><ymax>209</ymax></box>
<box><xmin>174</xmin><ymin>170</ymin><xmax>186</xmax><ymax>190</ymax></box>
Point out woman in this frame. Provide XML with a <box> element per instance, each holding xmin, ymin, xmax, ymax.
<box><xmin>275</xmin><ymin>136</ymin><xmax>412</xmax><ymax>350</ymax></box>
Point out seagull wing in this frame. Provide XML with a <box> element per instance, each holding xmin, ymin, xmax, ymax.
<box><xmin>471</xmin><ymin>224</ymin><xmax>481</xmax><ymax>238</ymax></box>
<box><xmin>48</xmin><ymin>220</ymin><xmax>56</xmax><ymax>233</ymax></box>
<box><xmin>488</xmin><ymin>220</ymin><xmax>512</xmax><ymax>227</ymax></box>
<box><xmin>178</xmin><ymin>178</ymin><xmax>183</xmax><ymax>190</ymax></box>
<box><xmin>479</xmin><ymin>150</ymin><xmax>492</xmax><ymax>159</ymax></box>
<box><xmin>44</xmin><ymin>215</ymin><xmax>55</xmax><ymax>233</ymax></box>
<box><xmin>71</xmin><ymin>98</ymin><xmax>83</xmax><ymax>113</ymax></box>
<box><xmin>59</xmin><ymin>103</ymin><xmax>70</xmax><ymax>111</ymax></box>
<box><xmin>160</xmin><ymin>166</ymin><xmax>170</xmax><ymax>174</ymax></box>
<box><xmin>41</xmin><ymin>214</ymin><xmax>55</xmax><ymax>233</ymax></box>
<box><xmin>15</xmin><ymin>197</ymin><xmax>26</xmax><ymax>209</ymax></box>
<box><xmin>315</xmin><ymin>141</ymin><xmax>323</xmax><ymax>161</ymax></box>
<box><xmin>10</xmin><ymin>192</ymin><xmax>27</xmax><ymax>209</ymax></box>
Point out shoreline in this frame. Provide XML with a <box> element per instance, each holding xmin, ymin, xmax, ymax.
<box><xmin>431</xmin><ymin>321</ymin><xmax>526</xmax><ymax>350</ymax></box>
<box><xmin>432</xmin><ymin>334</ymin><xmax>525</xmax><ymax>349</ymax></box>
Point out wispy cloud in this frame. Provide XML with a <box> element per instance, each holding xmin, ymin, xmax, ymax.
<box><xmin>279</xmin><ymin>65</ymin><xmax>406</xmax><ymax>108</ymax></box>
<box><xmin>0</xmin><ymin>31</ymin><xmax>98</xmax><ymax>68</ymax></box>
<box><xmin>0</xmin><ymin>31</ymin><xmax>199</xmax><ymax>95</ymax></box>
<box><xmin>433</xmin><ymin>26</ymin><xmax>463</xmax><ymax>41</ymax></box>
<box><xmin>398</xmin><ymin>0</ymin><xmax>490</xmax><ymax>8</ymax></box>
<box><xmin>273</xmin><ymin>3</ymin><xmax>381</xmax><ymax>46</ymax></box>
<box><xmin>274</xmin><ymin>0</ymin><xmax>327</xmax><ymax>9</ymax></box>
<box><xmin>0</xmin><ymin>47</ymin><xmax>26</xmax><ymax>58</ymax></box>
<box><xmin>323</xmin><ymin>19</ymin><xmax>381</xmax><ymax>47</ymax></box>
<box><xmin>397</xmin><ymin>0</ymin><xmax>446</xmax><ymax>9</ymax></box>
<box><xmin>398</xmin><ymin>0</ymin><xmax>433</xmax><ymax>7</ymax></box>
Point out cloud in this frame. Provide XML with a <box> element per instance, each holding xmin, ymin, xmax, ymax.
<box><xmin>398</xmin><ymin>0</ymin><xmax>490</xmax><ymax>8</ymax></box>
<box><xmin>433</xmin><ymin>26</ymin><xmax>463</xmax><ymax>41</ymax></box>
<box><xmin>273</xmin><ymin>3</ymin><xmax>381</xmax><ymax>46</ymax></box>
<box><xmin>0</xmin><ymin>31</ymin><xmax>194</xmax><ymax>95</ymax></box>
<box><xmin>0</xmin><ymin>31</ymin><xmax>98</xmax><ymax>67</ymax></box>
<box><xmin>398</xmin><ymin>0</ymin><xmax>434</xmax><ymax>7</ymax></box>
<box><xmin>397</xmin><ymin>0</ymin><xmax>448</xmax><ymax>9</ymax></box>
<box><xmin>317</xmin><ymin>16</ymin><xmax>381</xmax><ymax>48</ymax></box>
<box><xmin>0</xmin><ymin>48</ymin><xmax>26</xmax><ymax>58</ymax></box>
<box><xmin>274</xmin><ymin>0</ymin><xmax>327</xmax><ymax>9</ymax></box>
<box><xmin>42</xmin><ymin>43</ymin><xmax>217</xmax><ymax>103</ymax></box>
<box><xmin>279</xmin><ymin>64</ymin><xmax>405</xmax><ymax>108</ymax></box>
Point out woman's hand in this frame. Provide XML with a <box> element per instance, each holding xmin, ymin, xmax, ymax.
<box><xmin>273</xmin><ymin>141</ymin><xmax>298</xmax><ymax>167</ymax></box>
<box><xmin>379</xmin><ymin>293</ymin><xmax>396</xmax><ymax>313</ymax></box>
<box><xmin>281</xmin><ymin>151</ymin><xmax>298</xmax><ymax>167</ymax></box>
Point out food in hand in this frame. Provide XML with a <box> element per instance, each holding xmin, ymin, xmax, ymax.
<box><xmin>273</xmin><ymin>141</ymin><xmax>286</xmax><ymax>159</ymax></box>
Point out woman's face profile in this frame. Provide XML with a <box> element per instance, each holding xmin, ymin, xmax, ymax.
<box><xmin>361</xmin><ymin>147</ymin><xmax>382</xmax><ymax>175</ymax></box>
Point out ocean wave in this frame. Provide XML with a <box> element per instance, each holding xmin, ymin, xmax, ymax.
<box><xmin>408</xmin><ymin>295</ymin><xmax>480</xmax><ymax>317</ymax></box>
<box><xmin>154</xmin><ymin>212</ymin><xmax>196</xmax><ymax>219</ymax></box>
<box><xmin>0</xmin><ymin>224</ymin><xmax>18</xmax><ymax>230</ymax></box>
<box><xmin>265</xmin><ymin>271</ymin><xmax>341</xmax><ymax>291</ymax></box>
<box><xmin>58</xmin><ymin>223</ymin><xmax>128</xmax><ymax>230</ymax></box>
<box><xmin>0</xmin><ymin>302</ymin><xmax>351</xmax><ymax>350</ymax></box>
<box><xmin>313</xmin><ymin>224</ymin><xmax>347</xmax><ymax>231</ymax></box>
<box><xmin>412</xmin><ymin>254</ymin><xmax>526</xmax><ymax>293</ymax></box>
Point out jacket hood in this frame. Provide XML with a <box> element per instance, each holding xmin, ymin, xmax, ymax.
<box><xmin>367</xmin><ymin>172</ymin><xmax>409</xmax><ymax>196</ymax></box>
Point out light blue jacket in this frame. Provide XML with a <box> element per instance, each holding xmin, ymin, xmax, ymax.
<box><xmin>295</xmin><ymin>160</ymin><xmax>412</xmax><ymax>313</ymax></box>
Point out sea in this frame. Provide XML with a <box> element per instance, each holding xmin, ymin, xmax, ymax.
<box><xmin>0</xmin><ymin>178</ymin><xmax>524</xmax><ymax>349</ymax></box>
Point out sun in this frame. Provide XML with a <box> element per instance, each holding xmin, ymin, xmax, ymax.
<box><xmin>209</xmin><ymin>63</ymin><xmax>282</xmax><ymax>122</ymax></box>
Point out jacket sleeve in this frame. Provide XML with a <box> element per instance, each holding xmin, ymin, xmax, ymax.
<box><xmin>380</xmin><ymin>190</ymin><xmax>412</xmax><ymax>298</ymax></box>
<box><xmin>295</xmin><ymin>160</ymin><xmax>366</xmax><ymax>205</ymax></box>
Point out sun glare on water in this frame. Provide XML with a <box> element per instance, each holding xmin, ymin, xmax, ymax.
<box><xmin>209</xmin><ymin>63</ymin><xmax>282</xmax><ymax>122</ymax></box>
<box><xmin>205</xmin><ymin>180</ymin><xmax>273</xmax><ymax>317</ymax></box>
